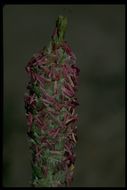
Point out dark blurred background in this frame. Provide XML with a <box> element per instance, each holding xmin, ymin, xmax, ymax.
<box><xmin>3</xmin><ymin>5</ymin><xmax>125</xmax><ymax>187</ymax></box>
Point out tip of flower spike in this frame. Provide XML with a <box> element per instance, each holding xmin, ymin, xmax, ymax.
<box><xmin>52</xmin><ymin>16</ymin><xmax>68</xmax><ymax>45</ymax></box>
<box><xmin>56</xmin><ymin>16</ymin><xmax>67</xmax><ymax>27</ymax></box>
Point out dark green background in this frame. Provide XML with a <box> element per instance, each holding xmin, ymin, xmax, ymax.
<box><xmin>3</xmin><ymin>5</ymin><xmax>125</xmax><ymax>187</ymax></box>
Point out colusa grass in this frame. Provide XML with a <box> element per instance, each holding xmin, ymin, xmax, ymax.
<box><xmin>24</xmin><ymin>16</ymin><xmax>80</xmax><ymax>187</ymax></box>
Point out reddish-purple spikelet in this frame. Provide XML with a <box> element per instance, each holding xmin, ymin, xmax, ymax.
<box><xmin>62</xmin><ymin>41</ymin><xmax>76</xmax><ymax>60</ymax></box>
<box><xmin>26</xmin><ymin>113</ymin><xmax>33</xmax><ymax>132</ymax></box>
<box><xmin>48</xmin><ymin>127</ymin><xmax>60</xmax><ymax>138</ymax></box>
<box><xmin>64</xmin><ymin>144</ymin><xmax>72</xmax><ymax>156</ymax></box>
<box><xmin>62</xmin><ymin>86</ymin><xmax>74</xmax><ymax>97</ymax></box>
<box><xmin>34</xmin><ymin>112</ymin><xmax>48</xmax><ymax>129</ymax></box>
